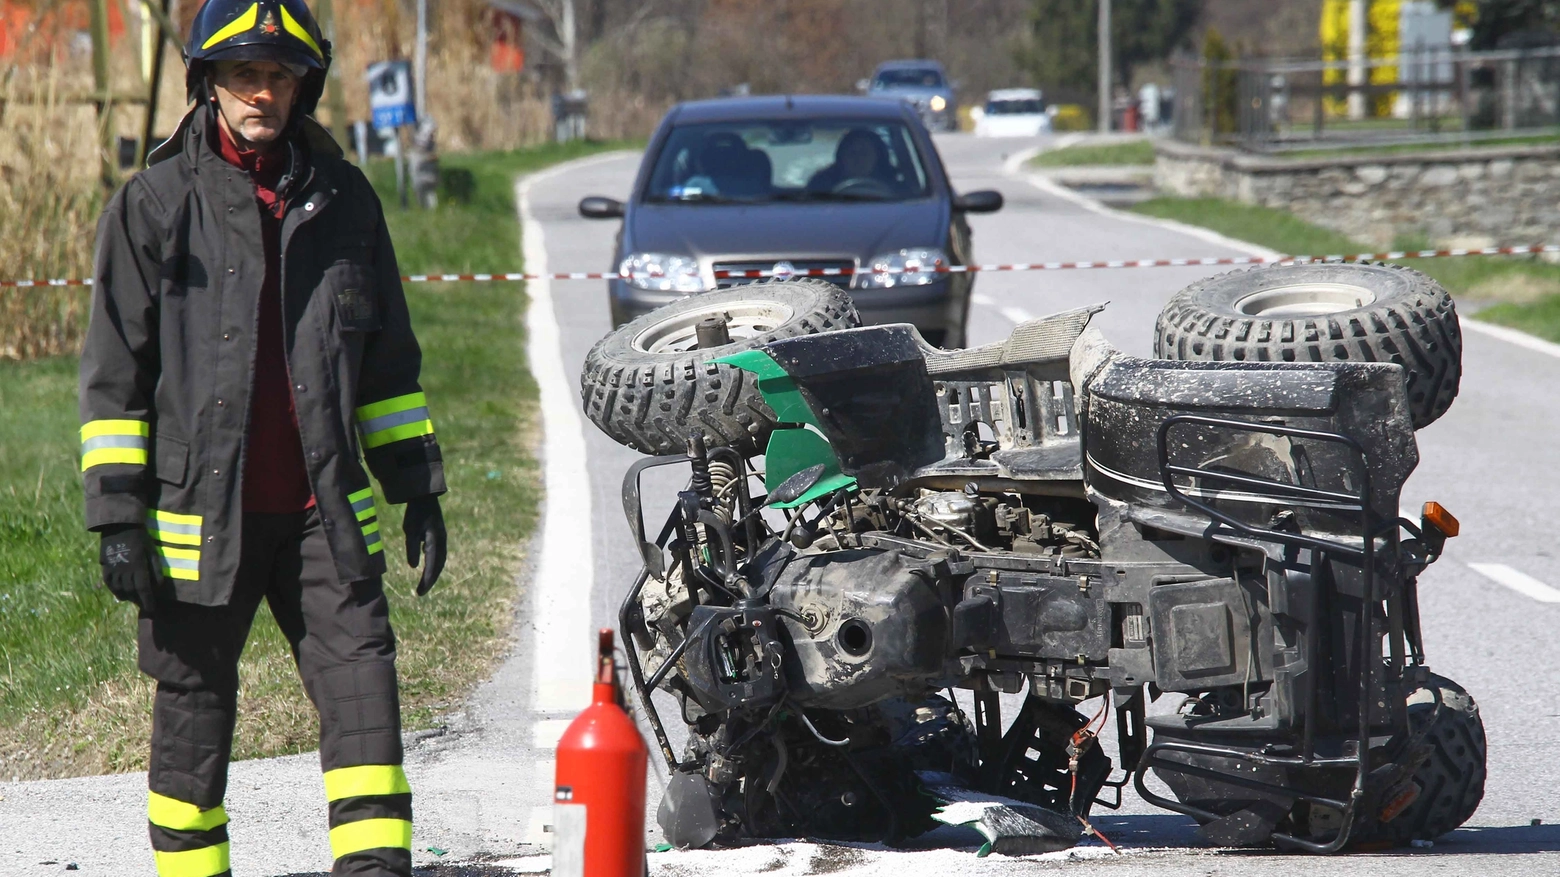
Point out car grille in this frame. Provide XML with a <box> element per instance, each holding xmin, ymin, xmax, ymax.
<box><xmin>712</xmin><ymin>259</ymin><xmax>856</xmax><ymax>290</ymax></box>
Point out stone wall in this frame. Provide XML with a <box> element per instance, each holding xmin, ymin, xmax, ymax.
<box><xmin>1154</xmin><ymin>139</ymin><xmax>1560</xmax><ymax>249</ymax></box>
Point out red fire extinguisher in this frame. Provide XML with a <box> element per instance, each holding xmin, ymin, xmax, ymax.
<box><xmin>553</xmin><ymin>629</ymin><xmax>649</xmax><ymax>877</ymax></box>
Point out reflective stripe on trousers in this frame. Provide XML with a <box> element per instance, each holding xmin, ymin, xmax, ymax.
<box><xmin>147</xmin><ymin>791</ymin><xmax>231</xmax><ymax>877</ymax></box>
<box><xmin>138</xmin><ymin>509</ymin><xmax>410</xmax><ymax>877</ymax></box>
<box><xmin>324</xmin><ymin>764</ymin><xmax>414</xmax><ymax>865</ymax></box>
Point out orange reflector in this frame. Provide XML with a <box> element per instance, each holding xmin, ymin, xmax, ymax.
<box><xmin>1422</xmin><ymin>502</ymin><xmax>1460</xmax><ymax>538</ymax></box>
<box><xmin>1379</xmin><ymin>782</ymin><xmax>1421</xmax><ymax>823</ymax></box>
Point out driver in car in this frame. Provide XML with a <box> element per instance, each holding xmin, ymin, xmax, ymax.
<box><xmin>807</xmin><ymin>128</ymin><xmax>894</xmax><ymax>194</ymax></box>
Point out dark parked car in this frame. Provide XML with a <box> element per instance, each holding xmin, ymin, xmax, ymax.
<box><xmin>578</xmin><ymin>95</ymin><xmax>1002</xmax><ymax>348</ymax></box>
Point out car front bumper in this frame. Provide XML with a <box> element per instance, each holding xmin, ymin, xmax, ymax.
<box><xmin>610</xmin><ymin>277</ymin><xmax>958</xmax><ymax>333</ymax></box>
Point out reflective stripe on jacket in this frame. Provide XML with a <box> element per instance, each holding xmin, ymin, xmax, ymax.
<box><xmin>80</xmin><ymin>105</ymin><xmax>446</xmax><ymax>605</ymax></box>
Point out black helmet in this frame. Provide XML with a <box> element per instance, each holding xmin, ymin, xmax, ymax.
<box><xmin>185</xmin><ymin>0</ymin><xmax>332</xmax><ymax>117</ymax></box>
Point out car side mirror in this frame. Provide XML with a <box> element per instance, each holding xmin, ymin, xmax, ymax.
<box><xmin>953</xmin><ymin>190</ymin><xmax>1003</xmax><ymax>214</ymax></box>
<box><xmin>855</xmin><ymin>78</ymin><xmax>871</xmax><ymax>93</ymax></box>
<box><xmin>578</xmin><ymin>196</ymin><xmax>625</xmax><ymax>219</ymax></box>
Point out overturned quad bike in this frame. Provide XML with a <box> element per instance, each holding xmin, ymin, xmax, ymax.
<box><xmin>579</xmin><ymin>265</ymin><xmax>1483</xmax><ymax>854</ymax></box>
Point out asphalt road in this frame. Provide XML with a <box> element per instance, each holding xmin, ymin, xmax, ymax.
<box><xmin>5</xmin><ymin>133</ymin><xmax>1559</xmax><ymax>875</ymax></box>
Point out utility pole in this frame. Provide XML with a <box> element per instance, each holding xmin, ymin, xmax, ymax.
<box><xmin>1098</xmin><ymin>0</ymin><xmax>1112</xmax><ymax>132</ymax></box>
<box><xmin>318</xmin><ymin>0</ymin><xmax>350</xmax><ymax>145</ymax></box>
<box><xmin>914</xmin><ymin>0</ymin><xmax>927</xmax><ymax>58</ymax></box>
<box><xmin>1347</xmin><ymin>0</ymin><xmax>1367</xmax><ymax>120</ymax></box>
<box><xmin>562</xmin><ymin>0</ymin><xmax>578</xmax><ymax>92</ymax></box>
<box><xmin>90</xmin><ymin>0</ymin><xmax>115</xmax><ymax>190</ymax></box>
<box><xmin>137</xmin><ymin>0</ymin><xmax>173</xmax><ymax>168</ymax></box>
<box><xmin>414</xmin><ymin>0</ymin><xmax>428</xmax><ymax>122</ymax></box>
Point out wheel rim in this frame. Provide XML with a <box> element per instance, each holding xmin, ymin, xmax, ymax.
<box><xmin>1233</xmin><ymin>282</ymin><xmax>1377</xmax><ymax>318</ymax></box>
<box><xmin>631</xmin><ymin>300</ymin><xmax>795</xmax><ymax>354</ymax></box>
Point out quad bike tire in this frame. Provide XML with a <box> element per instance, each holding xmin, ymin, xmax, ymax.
<box><xmin>1354</xmin><ymin>674</ymin><xmax>1487</xmax><ymax>846</ymax></box>
<box><xmin>580</xmin><ymin>280</ymin><xmax>860</xmax><ymax>457</ymax></box>
<box><xmin>1154</xmin><ymin>262</ymin><xmax>1461</xmax><ymax>428</ymax></box>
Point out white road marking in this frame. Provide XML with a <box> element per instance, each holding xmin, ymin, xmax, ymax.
<box><xmin>1461</xmin><ymin>316</ymin><xmax>1560</xmax><ymax>361</ymax></box>
<box><xmin>490</xmin><ymin>853</ymin><xmax>553</xmax><ymax>873</ymax></box>
<box><xmin>1000</xmin><ymin>137</ymin><xmax>1083</xmax><ymax>175</ymax></box>
<box><xmin>518</xmin><ymin>162</ymin><xmax>618</xmax><ymax>716</ymax></box>
<box><xmin>522</xmin><ymin>806</ymin><xmax>553</xmax><ymax>847</ymax></box>
<box><xmin>1018</xmin><ymin>171</ymin><xmax>1282</xmax><ymax>260</ymax></box>
<box><xmin>1468</xmin><ymin>562</ymin><xmax>1560</xmax><ymax>603</ymax></box>
<box><xmin>1008</xmin><ymin>150</ymin><xmax>1560</xmax><ymax>373</ymax></box>
<box><xmin>972</xmin><ymin>292</ymin><xmax>1034</xmax><ymax>324</ymax></box>
<box><xmin>1002</xmin><ymin>140</ymin><xmax>1280</xmax><ymax>261</ymax></box>
<box><xmin>531</xmin><ymin>717</ymin><xmax>574</xmax><ymax>749</ymax></box>
<box><xmin>490</xmin><ymin>853</ymin><xmax>554</xmax><ymax>873</ymax></box>
<box><xmin>534</xmin><ymin>758</ymin><xmax>558</xmax><ymax>795</ymax></box>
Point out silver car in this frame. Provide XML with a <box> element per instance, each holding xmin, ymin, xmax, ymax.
<box><xmin>861</xmin><ymin>59</ymin><xmax>957</xmax><ymax>132</ymax></box>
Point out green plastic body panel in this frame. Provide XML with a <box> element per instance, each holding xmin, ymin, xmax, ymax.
<box><xmin>712</xmin><ymin>349</ymin><xmax>858</xmax><ymax>509</ymax></box>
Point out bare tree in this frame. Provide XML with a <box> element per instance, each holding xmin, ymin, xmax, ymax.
<box><xmin>526</xmin><ymin>0</ymin><xmax>579</xmax><ymax>90</ymax></box>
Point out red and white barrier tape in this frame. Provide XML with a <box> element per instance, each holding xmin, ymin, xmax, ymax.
<box><xmin>6</xmin><ymin>244</ymin><xmax>1559</xmax><ymax>289</ymax></box>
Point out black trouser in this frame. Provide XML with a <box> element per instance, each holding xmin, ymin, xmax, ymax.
<box><xmin>139</xmin><ymin>509</ymin><xmax>412</xmax><ymax>877</ymax></box>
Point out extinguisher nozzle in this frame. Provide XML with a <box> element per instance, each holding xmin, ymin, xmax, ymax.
<box><xmin>597</xmin><ymin>628</ymin><xmax>615</xmax><ymax>685</ymax></box>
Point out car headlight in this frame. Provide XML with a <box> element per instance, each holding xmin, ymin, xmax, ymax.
<box><xmin>929</xmin><ymin>95</ymin><xmax>947</xmax><ymax>112</ymax></box>
<box><xmin>619</xmin><ymin>253</ymin><xmax>705</xmax><ymax>293</ymax></box>
<box><xmin>859</xmin><ymin>248</ymin><xmax>948</xmax><ymax>288</ymax></box>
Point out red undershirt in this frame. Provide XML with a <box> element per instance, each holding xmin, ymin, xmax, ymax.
<box><xmin>216</xmin><ymin>121</ymin><xmax>315</xmax><ymax>513</ymax></box>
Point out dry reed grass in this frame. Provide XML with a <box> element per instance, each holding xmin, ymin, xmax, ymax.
<box><xmin>322</xmin><ymin>0</ymin><xmax>644</xmax><ymax>149</ymax></box>
<box><xmin>0</xmin><ymin>61</ymin><xmax>101</xmax><ymax>360</ymax></box>
<box><xmin>319</xmin><ymin>0</ymin><xmax>667</xmax><ymax>149</ymax></box>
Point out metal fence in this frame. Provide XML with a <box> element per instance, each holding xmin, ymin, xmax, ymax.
<box><xmin>1172</xmin><ymin>45</ymin><xmax>1560</xmax><ymax>152</ymax></box>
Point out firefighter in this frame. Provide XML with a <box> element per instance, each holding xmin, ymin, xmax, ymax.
<box><xmin>80</xmin><ymin>0</ymin><xmax>445</xmax><ymax>874</ymax></box>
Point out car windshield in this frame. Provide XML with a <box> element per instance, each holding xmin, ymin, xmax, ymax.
<box><xmin>986</xmin><ymin>98</ymin><xmax>1045</xmax><ymax>115</ymax></box>
<box><xmin>874</xmin><ymin>68</ymin><xmax>945</xmax><ymax>89</ymax></box>
<box><xmin>644</xmin><ymin>119</ymin><xmax>931</xmax><ymax>204</ymax></box>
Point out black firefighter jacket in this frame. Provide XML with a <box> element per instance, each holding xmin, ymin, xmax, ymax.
<box><xmin>80</xmin><ymin>105</ymin><xmax>446</xmax><ymax>606</ymax></box>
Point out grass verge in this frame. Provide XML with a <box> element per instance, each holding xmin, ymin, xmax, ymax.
<box><xmin>1029</xmin><ymin>139</ymin><xmax>1155</xmax><ymax>168</ymax></box>
<box><xmin>0</xmin><ymin>138</ymin><xmax>635</xmax><ymax>779</ymax></box>
<box><xmin>1130</xmin><ymin>196</ymin><xmax>1560</xmax><ymax>343</ymax></box>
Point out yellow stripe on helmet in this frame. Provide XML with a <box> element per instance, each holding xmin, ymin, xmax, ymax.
<box><xmin>201</xmin><ymin>2</ymin><xmax>260</xmax><ymax>50</ymax></box>
<box><xmin>279</xmin><ymin>4</ymin><xmax>323</xmax><ymax>59</ymax></box>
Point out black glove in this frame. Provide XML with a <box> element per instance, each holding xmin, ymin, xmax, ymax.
<box><xmin>99</xmin><ymin>524</ymin><xmax>157</xmax><ymax>614</ymax></box>
<box><xmin>404</xmin><ymin>495</ymin><xmax>446</xmax><ymax>596</ymax></box>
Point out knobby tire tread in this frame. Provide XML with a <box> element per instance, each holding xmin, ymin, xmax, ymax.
<box><xmin>1153</xmin><ymin>263</ymin><xmax>1461</xmax><ymax>428</ymax></box>
<box><xmin>1355</xmin><ymin>675</ymin><xmax>1487</xmax><ymax>845</ymax></box>
<box><xmin>580</xmin><ymin>280</ymin><xmax>859</xmax><ymax>456</ymax></box>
